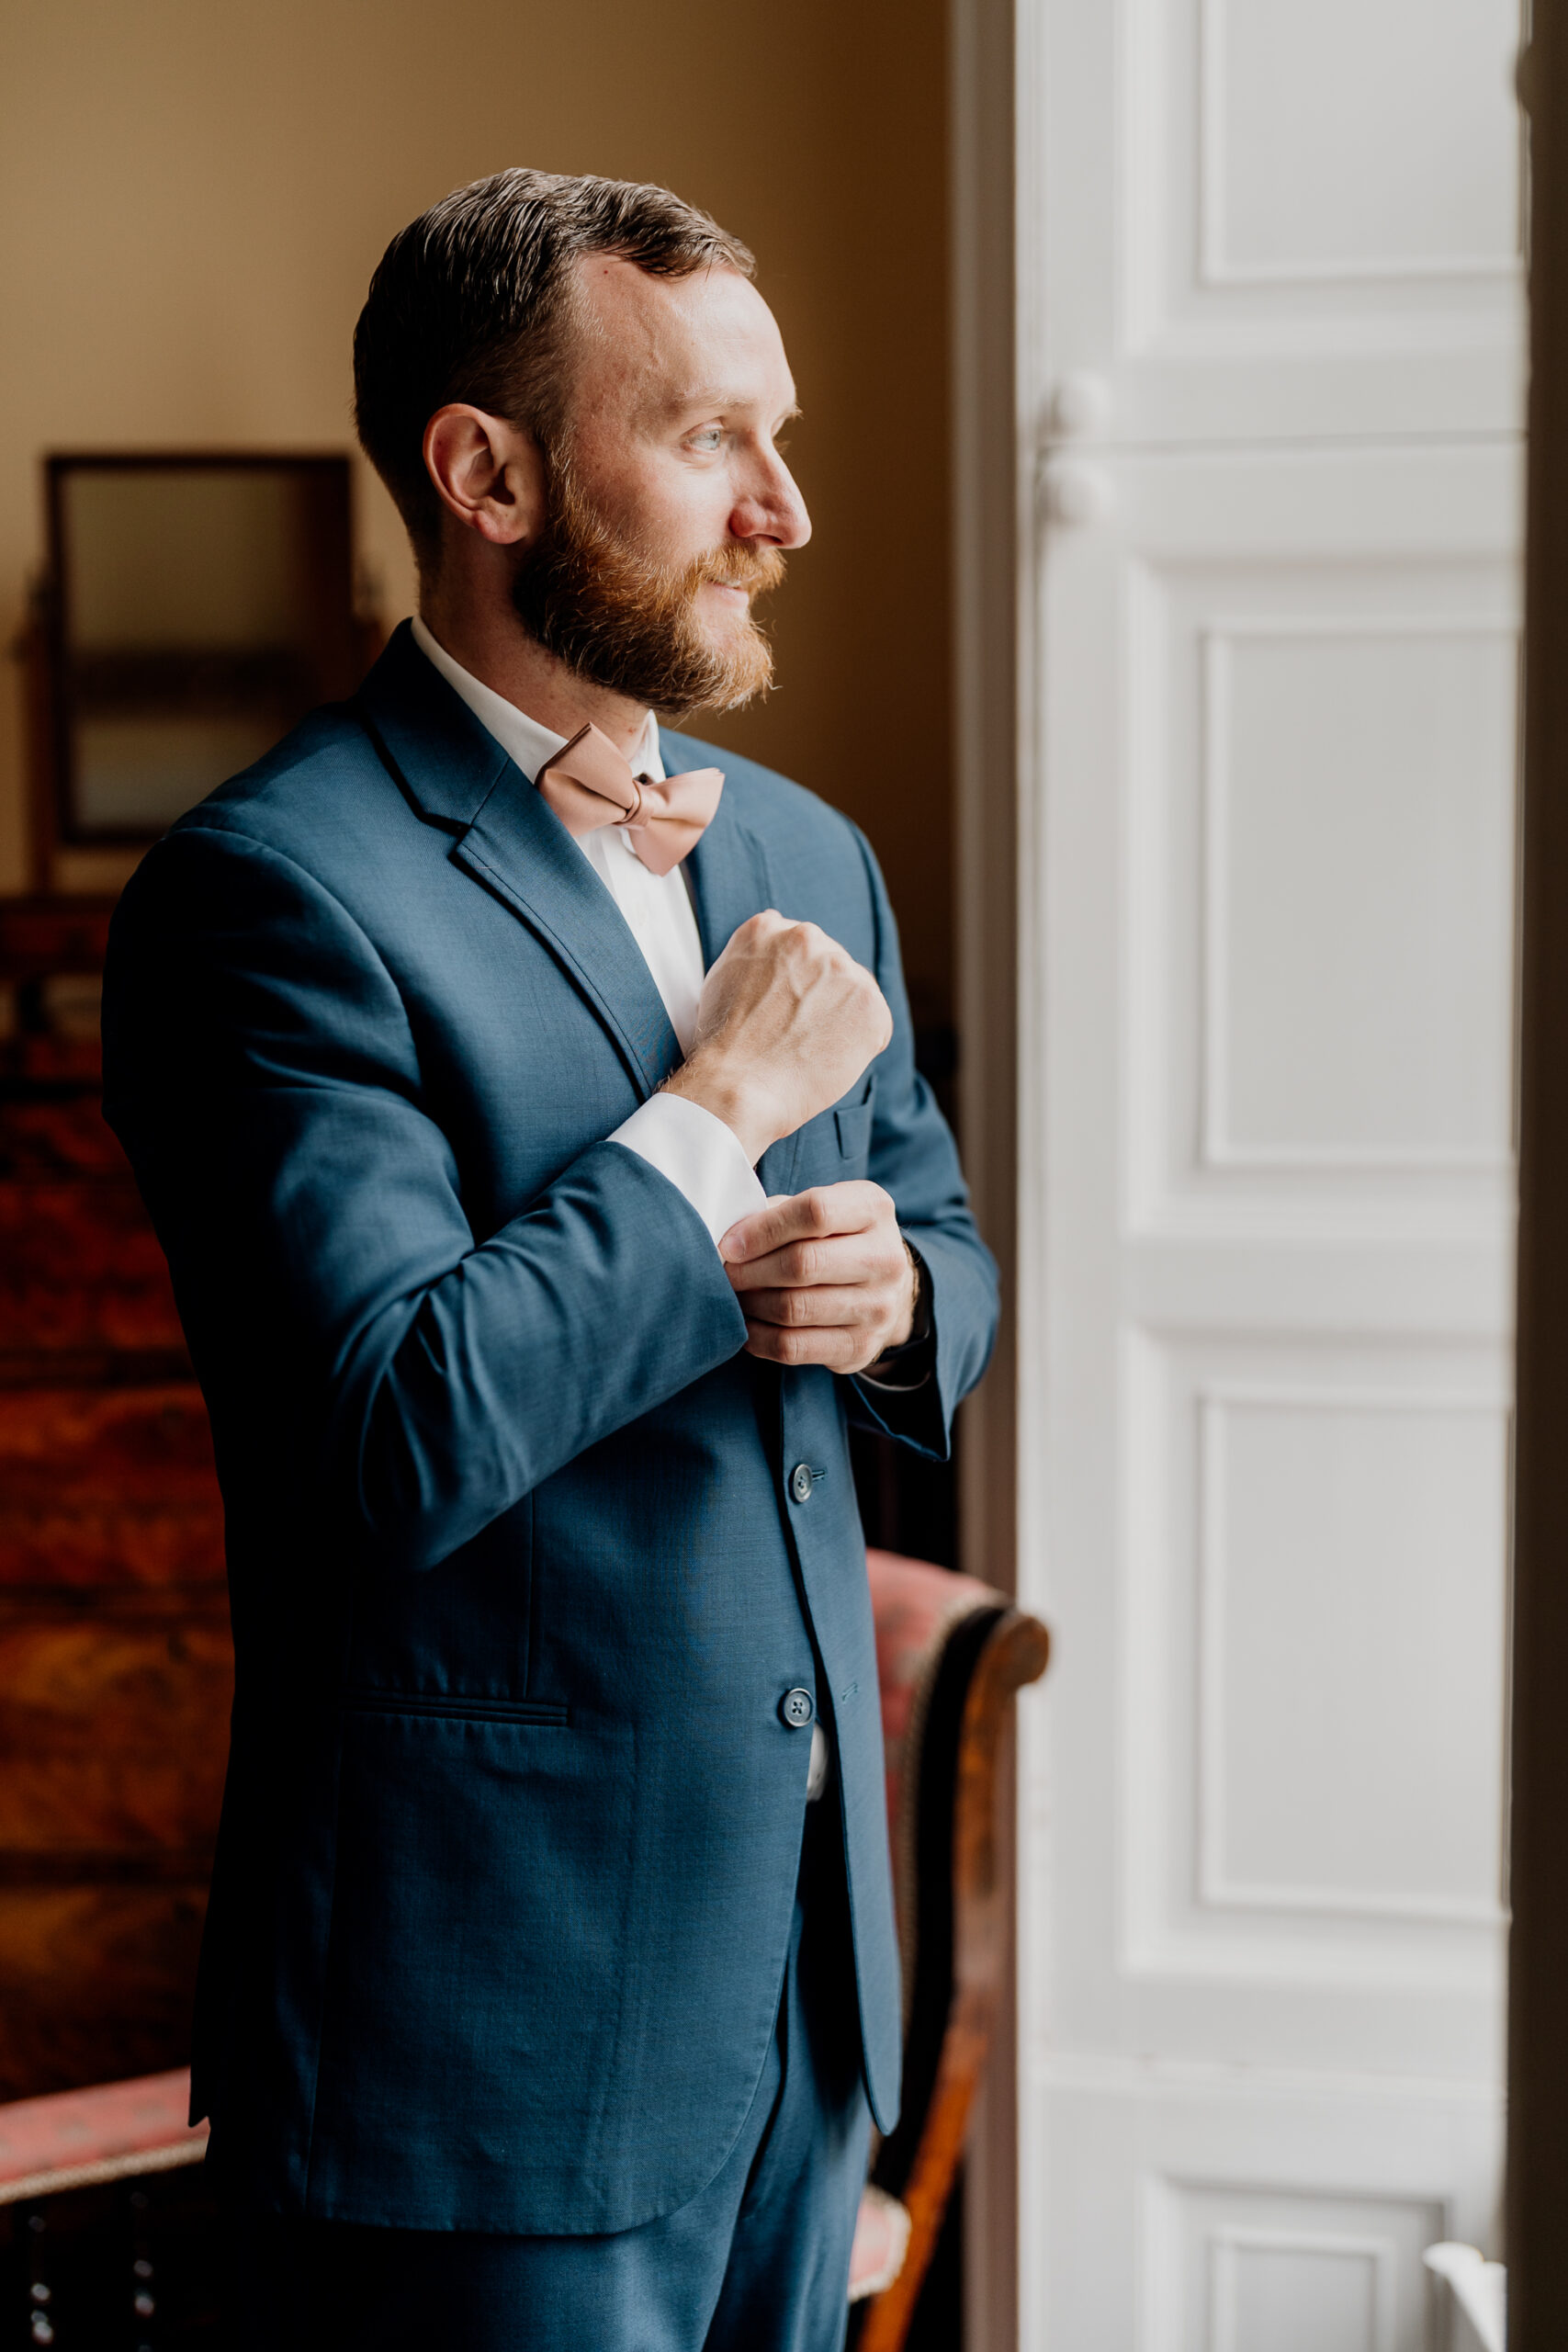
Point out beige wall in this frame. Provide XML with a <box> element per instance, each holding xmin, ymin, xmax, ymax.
<box><xmin>0</xmin><ymin>0</ymin><xmax>953</xmax><ymax>1020</ymax></box>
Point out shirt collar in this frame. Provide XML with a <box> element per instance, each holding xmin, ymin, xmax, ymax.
<box><xmin>409</xmin><ymin>614</ymin><xmax>663</xmax><ymax>784</ymax></box>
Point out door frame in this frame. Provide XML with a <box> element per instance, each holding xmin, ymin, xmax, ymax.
<box><xmin>950</xmin><ymin>0</ymin><xmax>1032</xmax><ymax>2341</ymax></box>
<box><xmin>1509</xmin><ymin>6</ymin><xmax>1568</xmax><ymax>2341</ymax></box>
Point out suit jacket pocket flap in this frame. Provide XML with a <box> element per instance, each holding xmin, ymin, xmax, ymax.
<box><xmin>835</xmin><ymin>1077</ymin><xmax>876</xmax><ymax>1160</ymax></box>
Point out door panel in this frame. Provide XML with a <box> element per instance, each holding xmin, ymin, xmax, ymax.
<box><xmin>1018</xmin><ymin>0</ymin><xmax>1522</xmax><ymax>2338</ymax></box>
<box><xmin>1040</xmin><ymin>0</ymin><xmax>1524</xmax><ymax>442</ymax></box>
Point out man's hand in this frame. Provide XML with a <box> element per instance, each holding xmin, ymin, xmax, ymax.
<box><xmin>719</xmin><ymin>1182</ymin><xmax>917</xmax><ymax>1374</ymax></box>
<box><xmin>664</xmin><ymin>911</ymin><xmax>892</xmax><ymax>1165</ymax></box>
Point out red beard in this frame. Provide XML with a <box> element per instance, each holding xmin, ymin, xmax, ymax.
<box><xmin>510</xmin><ymin>456</ymin><xmax>786</xmax><ymax>717</ymax></box>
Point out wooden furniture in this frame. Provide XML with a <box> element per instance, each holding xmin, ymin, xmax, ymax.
<box><xmin>0</xmin><ymin>897</ymin><xmax>231</xmax><ymax>2103</ymax></box>
<box><xmin>0</xmin><ymin>2068</ymin><xmax>217</xmax><ymax>2344</ymax></box>
<box><xmin>20</xmin><ymin>453</ymin><xmax>376</xmax><ymax>887</ymax></box>
<box><xmin>0</xmin><ymin>2069</ymin><xmax>206</xmax><ymax>2206</ymax></box>
<box><xmin>849</xmin><ymin>1549</ymin><xmax>1050</xmax><ymax>2349</ymax></box>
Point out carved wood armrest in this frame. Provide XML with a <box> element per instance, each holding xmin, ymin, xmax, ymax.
<box><xmin>857</xmin><ymin>1607</ymin><xmax>1049</xmax><ymax>2352</ymax></box>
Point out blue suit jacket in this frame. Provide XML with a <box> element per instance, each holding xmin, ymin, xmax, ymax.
<box><xmin>101</xmin><ymin>623</ymin><xmax>998</xmax><ymax>2233</ymax></box>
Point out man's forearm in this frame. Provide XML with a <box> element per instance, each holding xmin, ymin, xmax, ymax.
<box><xmin>325</xmin><ymin>1140</ymin><xmax>749</xmax><ymax>1571</ymax></box>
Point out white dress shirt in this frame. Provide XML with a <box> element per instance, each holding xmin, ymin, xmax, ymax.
<box><xmin>411</xmin><ymin>620</ymin><xmax>832</xmax><ymax>1796</ymax></box>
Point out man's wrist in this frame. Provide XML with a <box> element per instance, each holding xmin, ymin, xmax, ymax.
<box><xmin>663</xmin><ymin>1057</ymin><xmax>777</xmax><ymax>1167</ymax></box>
<box><xmin>873</xmin><ymin>1239</ymin><xmax>928</xmax><ymax>1364</ymax></box>
<box><xmin>862</xmin><ymin>1243</ymin><xmax>934</xmax><ymax>1390</ymax></box>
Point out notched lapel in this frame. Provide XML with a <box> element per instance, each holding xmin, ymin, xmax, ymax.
<box><xmin>682</xmin><ymin>782</ymin><xmax>773</xmax><ymax>973</ymax></box>
<box><xmin>362</xmin><ymin>624</ymin><xmax>682</xmax><ymax>1100</ymax></box>
<box><xmin>456</xmin><ymin>769</ymin><xmax>683</xmax><ymax>1102</ymax></box>
<box><xmin>357</xmin><ymin>622</ymin><xmax>511</xmax><ymax>829</ymax></box>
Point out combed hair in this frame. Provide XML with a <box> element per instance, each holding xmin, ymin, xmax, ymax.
<box><xmin>354</xmin><ymin>168</ymin><xmax>756</xmax><ymax>567</ymax></box>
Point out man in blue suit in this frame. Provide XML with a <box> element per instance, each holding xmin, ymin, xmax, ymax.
<box><xmin>102</xmin><ymin>168</ymin><xmax>997</xmax><ymax>2350</ymax></box>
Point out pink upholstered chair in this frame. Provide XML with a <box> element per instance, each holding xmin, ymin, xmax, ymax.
<box><xmin>0</xmin><ymin>2067</ymin><xmax>206</xmax><ymax>2208</ymax></box>
<box><xmin>0</xmin><ymin>2068</ymin><xmax>210</xmax><ymax>2337</ymax></box>
<box><xmin>847</xmin><ymin>1550</ymin><xmax>1050</xmax><ymax>2350</ymax></box>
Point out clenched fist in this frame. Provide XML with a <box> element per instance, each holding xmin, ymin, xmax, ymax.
<box><xmin>664</xmin><ymin>910</ymin><xmax>892</xmax><ymax>1165</ymax></box>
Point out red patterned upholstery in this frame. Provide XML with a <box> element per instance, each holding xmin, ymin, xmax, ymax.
<box><xmin>866</xmin><ymin>1549</ymin><xmax>1009</xmax><ymax>2013</ymax></box>
<box><xmin>0</xmin><ymin>2065</ymin><xmax>204</xmax><ymax>2206</ymax></box>
<box><xmin>848</xmin><ymin>1552</ymin><xmax>1011</xmax><ymax>2318</ymax></box>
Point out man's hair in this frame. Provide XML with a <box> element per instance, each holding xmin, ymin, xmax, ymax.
<box><xmin>354</xmin><ymin>168</ymin><xmax>755</xmax><ymax>568</ymax></box>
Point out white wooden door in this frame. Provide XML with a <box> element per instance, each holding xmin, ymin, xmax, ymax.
<box><xmin>1013</xmin><ymin>0</ymin><xmax>1526</xmax><ymax>2342</ymax></box>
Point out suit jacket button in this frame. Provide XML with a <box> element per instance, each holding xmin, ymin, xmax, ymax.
<box><xmin>789</xmin><ymin>1462</ymin><xmax>815</xmax><ymax>1505</ymax></box>
<box><xmin>780</xmin><ymin>1688</ymin><xmax>815</xmax><ymax>1728</ymax></box>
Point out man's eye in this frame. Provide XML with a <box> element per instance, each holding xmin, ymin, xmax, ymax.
<box><xmin>687</xmin><ymin>428</ymin><xmax>723</xmax><ymax>453</ymax></box>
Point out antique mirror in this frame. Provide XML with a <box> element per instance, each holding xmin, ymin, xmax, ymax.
<box><xmin>39</xmin><ymin>453</ymin><xmax>367</xmax><ymax>854</ymax></box>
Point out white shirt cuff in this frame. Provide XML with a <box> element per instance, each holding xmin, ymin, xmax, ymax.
<box><xmin>608</xmin><ymin>1092</ymin><xmax>766</xmax><ymax>1246</ymax></box>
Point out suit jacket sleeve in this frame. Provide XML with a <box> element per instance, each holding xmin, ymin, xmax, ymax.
<box><xmin>101</xmin><ymin>822</ymin><xmax>749</xmax><ymax>1575</ymax></box>
<box><xmin>844</xmin><ymin>823</ymin><xmax>1000</xmax><ymax>1457</ymax></box>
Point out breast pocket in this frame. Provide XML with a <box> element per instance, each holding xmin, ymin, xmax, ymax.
<box><xmin>832</xmin><ymin>1074</ymin><xmax>876</xmax><ymax>1171</ymax></box>
<box><xmin>786</xmin><ymin>1075</ymin><xmax>877</xmax><ymax>1193</ymax></box>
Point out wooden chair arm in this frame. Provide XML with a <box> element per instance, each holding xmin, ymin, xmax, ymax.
<box><xmin>857</xmin><ymin>1607</ymin><xmax>1049</xmax><ymax>2352</ymax></box>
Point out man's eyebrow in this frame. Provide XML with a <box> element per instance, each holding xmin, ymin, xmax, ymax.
<box><xmin>662</xmin><ymin>386</ymin><xmax>802</xmax><ymax>424</ymax></box>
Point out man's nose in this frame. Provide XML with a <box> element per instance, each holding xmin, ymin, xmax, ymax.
<box><xmin>734</xmin><ymin>457</ymin><xmax>812</xmax><ymax>551</ymax></box>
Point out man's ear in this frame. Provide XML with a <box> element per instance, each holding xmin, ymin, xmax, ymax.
<box><xmin>422</xmin><ymin>405</ymin><xmax>545</xmax><ymax>548</ymax></box>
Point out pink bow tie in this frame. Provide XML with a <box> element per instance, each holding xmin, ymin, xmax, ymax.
<box><xmin>536</xmin><ymin>723</ymin><xmax>723</xmax><ymax>877</ymax></box>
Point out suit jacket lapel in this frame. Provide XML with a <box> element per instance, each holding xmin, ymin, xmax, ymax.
<box><xmin>456</xmin><ymin>777</ymin><xmax>682</xmax><ymax>1100</ymax></box>
<box><xmin>678</xmin><ymin>767</ymin><xmax>771</xmax><ymax>977</ymax></box>
<box><xmin>360</xmin><ymin>626</ymin><xmax>682</xmax><ymax>1101</ymax></box>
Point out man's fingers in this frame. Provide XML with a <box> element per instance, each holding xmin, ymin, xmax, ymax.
<box><xmin>720</xmin><ymin>1181</ymin><xmax>907</xmax><ymax>1374</ymax></box>
<box><xmin>725</xmin><ymin>1234</ymin><xmax>895</xmax><ymax>1294</ymax></box>
<box><xmin>738</xmin><ymin>1284</ymin><xmax>868</xmax><ymax>1329</ymax></box>
<box><xmin>742</xmin><ymin>1319</ymin><xmax>869</xmax><ymax>1372</ymax></box>
<box><xmin>719</xmin><ymin>1181</ymin><xmax>889</xmax><ymax>1266</ymax></box>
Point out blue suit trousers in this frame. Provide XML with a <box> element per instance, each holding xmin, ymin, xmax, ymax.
<box><xmin>223</xmin><ymin>1803</ymin><xmax>872</xmax><ymax>2352</ymax></box>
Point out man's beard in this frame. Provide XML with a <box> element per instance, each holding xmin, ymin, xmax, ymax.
<box><xmin>510</xmin><ymin>457</ymin><xmax>786</xmax><ymax>717</ymax></box>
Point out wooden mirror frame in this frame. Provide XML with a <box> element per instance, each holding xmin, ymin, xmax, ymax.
<box><xmin>22</xmin><ymin>452</ymin><xmax>372</xmax><ymax>882</ymax></box>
